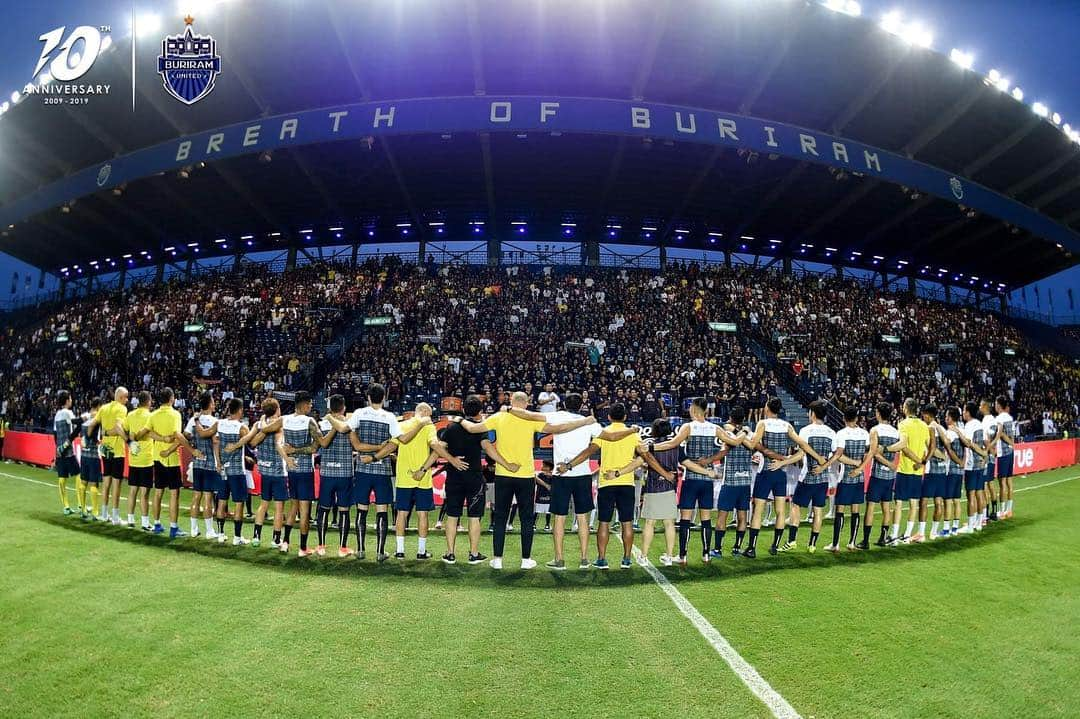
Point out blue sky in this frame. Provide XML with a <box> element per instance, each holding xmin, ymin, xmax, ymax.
<box><xmin>0</xmin><ymin>0</ymin><xmax>1076</xmax><ymax>320</ymax></box>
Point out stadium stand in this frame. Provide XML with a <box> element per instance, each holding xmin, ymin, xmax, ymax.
<box><xmin>4</xmin><ymin>254</ymin><xmax>1075</xmax><ymax>440</ymax></box>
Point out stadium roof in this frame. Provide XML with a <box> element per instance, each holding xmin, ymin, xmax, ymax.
<box><xmin>0</xmin><ymin>0</ymin><xmax>1077</xmax><ymax>290</ymax></box>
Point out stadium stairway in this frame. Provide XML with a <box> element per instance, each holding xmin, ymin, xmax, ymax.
<box><xmin>776</xmin><ymin>387</ymin><xmax>809</xmax><ymax>431</ymax></box>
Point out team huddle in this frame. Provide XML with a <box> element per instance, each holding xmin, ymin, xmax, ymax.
<box><xmin>50</xmin><ymin>382</ymin><xmax>1017</xmax><ymax>569</ymax></box>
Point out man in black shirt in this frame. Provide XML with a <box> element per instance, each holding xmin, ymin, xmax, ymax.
<box><xmin>439</xmin><ymin>395</ymin><xmax>515</xmax><ymax>564</ymax></box>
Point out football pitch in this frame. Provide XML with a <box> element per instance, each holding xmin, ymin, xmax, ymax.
<box><xmin>3</xmin><ymin>463</ymin><xmax>1078</xmax><ymax>719</ymax></box>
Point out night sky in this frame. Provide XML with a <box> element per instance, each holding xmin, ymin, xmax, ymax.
<box><xmin>0</xmin><ymin>0</ymin><xmax>1076</xmax><ymax>320</ymax></box>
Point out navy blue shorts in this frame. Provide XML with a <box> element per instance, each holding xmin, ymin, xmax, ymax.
<box><xmin>319</xmin><ymin>475</ymin><xmax>353</xmax><ymax>508</ymax></box>
<box><xmin>895</xmin><ymin>472</ymin><xmax>922</xmax><ymax>501</ymax></box>
<box><xmin>226</xmin><ymin>474</ymin><xmax>249</xmax><ymax>503</ymax></box>
<box><xmin>679</xmin><ymin>478</ymin><xmax>716</xmax><ymax>510</ymax></box>
<box><xmin>597</xmin><ymin>485</ymin><xmax>635</xmax><ymax>523</ymax></box>
<box><xmin>192</xmin><ymin>467</ymin><xmax>219</xmax><ymax>493</ymax></box>
<box><xmin>80</xmin><ymin>456</ymin><xmax>102</xmax><ymax>483</ymax></box>
<box><xmin>752</xmin><ymin>469</ymin><xmax>786</xmax><ymax>501</ymax></box>
<box><xmin>792</xmin><ymin>481</ymin><xmax>827</xmax><ymax>508</ymax></box>
<box><xmin>261</xmin><ymin>474</ymin><xmax>288</xmax><ymax>502</ymax></box>
<box><xmin>717</xmin><ymin>484</ymin><xmax>750</xmax><ymax>512</ymax></box>
<box><xmin>997</xmin><ymin>454</ymin><xmax>1014</xmax><ymax>479</ymax></box>
<box><xmin>835</xmin><ymin>482</ymin><xmax>865</xmax><ymax>506</ymax></box>
<box><xmin>353</xmin><ymin>471</ymin><xmax>393</xmax><ymax>506</ymax></box>
<box><xmin>922</xmin><ymin>473</ymin><xmax>946</xmax><ymax>499</ymax></box>
<box><xmin>288</xmin><ymin>471</ymin><xmax>316</xmax><ymax>501</ymax></box>
<box><xmin>55</xmin><ymin>455</ymin><xmax>78</xmax><ymax>478</ymax></box>
<box><xmin>867</xmin><ymin>476</ymin><xmax>895</xmax><ymax>503</ymax></box>
<box><xmin>946</xmin><ymin>474</ymin><xmax>964</xmax><ymax>500</ymax></box>
<box><xmin>550</xmin><ymin>474</ymin><xmax>595</xmax><ymax>515</ymax></box>
<box><xmin>396</xmin><ymin>486</ymin><xmax>434</xmax><ymax>512</ymax></box>
<box><xmin>964</xmin><ymin>469</ymin><xmax>985</xmax><ymax>493</ymax></box>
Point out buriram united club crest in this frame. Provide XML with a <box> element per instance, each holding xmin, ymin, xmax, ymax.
<box><xmin>157</xmin><ymin>15</ymin><xmax>221</xmax><ymax>105</ymax></box>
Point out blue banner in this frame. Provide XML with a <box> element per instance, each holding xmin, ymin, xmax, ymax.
<box><xmin>2</xmin><ymin>95</ymin><xmax>1077</xmax><ymax>254</ymax></box>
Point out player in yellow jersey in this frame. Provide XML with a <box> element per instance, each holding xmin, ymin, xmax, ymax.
<box><xmin>894</xmin><ymin>398</ymin><xmax>931</xmax><ymax>543</ymax></box>
<box><xmin>120</xmin><ymin>392</ymin><xmax>155</xmax><ymax>529</ymax></box>
<box><xmin>144</xmin><ymin>388</ymin><xmax>203</xmax><ymax>538</ymax></box>
<box><xmin>96</xmin><ymin>387</ymin><xmax>129</xmax><ymax>524</ymax></box>
<box><xmin>562</xmin><ymin>403</ymin><xmax>660</xmax><ymax>569</ymax></box>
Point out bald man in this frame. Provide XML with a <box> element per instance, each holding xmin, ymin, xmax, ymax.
<box><xmin>461</xmin><ymin>392</ymin><xmax>598</xmax><ymax>569</ymax></box>
<box><xmin>96</xmin><ymin>387</ymin><xmax>130</xmax><ymax>524</ymax></box>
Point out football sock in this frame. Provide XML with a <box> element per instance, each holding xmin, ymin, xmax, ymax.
<box><xmin>316</xmin><ymin>506</ymin><xmax>328</xmax><ymax>545</ymax></box>
<box><xmin>700</xmin><ymin>519</ymin><xmax>712</xmax><ymax>555</ymax></box>
<box><xmin>848</xmin><ymin>512</ymin><xmax>860</xmax><ymax>544</ymax></box>
<box><xmin>356</xmin><ymin>509</ymin><xmax>368</xmax><ymax>551</ymax></box>
<box><xmin>396</xmin><ymin>535</ymin><xmax>405</xmax><ymax>554</ymax></box>
<box><xmin>376</xmin><ymin>511</ymin><xmax>389</xmax><ymax>554</ymax></box>
<box><xmin>772</xmin><ymin>527</ymin><xmax>783</xmax><ymax>549</ymax></box>
<box><xmin>233</xmin><ymin>520</ymin><xmax>242</xmax><ymax>538</ymax></box>
<box><xmin>809</xmin><ymin>531</ymin><xmax>819</xmax><ymax>547</ymax></box>
<box><xmin>677</xmin><ymin>519</ymin><xmax>691</xmax><ymax>557</ymax></box>
<box><xmin>930</xmin><ymin>521</ymin><xmax>939</xmax><ymax>536</ymax></box>
<box><xmin>89</xmin><ymin>485</ymin><xmax>100</xmax><ymax>516</ymax></box>
<box><xmin>339</xmin><ymin>510</ymin><xmax>351</xmax><ymax>549</ymax></box>
<box><xmin>906</xmin><ymin>521</ymin><xmax>915</xmax><ymax>537</ymax></box>
<box><xmin>747</xmin><ymin>527</ymin><xmax>759</xmax><ymax>550</ymax></box>
<box><xmin>714</xmin><ymin>529</ymin><xmax>726</xmax><ymax>551</ymax></box>
<box><xmin>787</xmin><ymin>525</ymin><xmax>798</xmax><ymax>543</ymax></box>
<box><xmin>284</xmin><ymin>525</ymin><xmax>293</xmax><ymax>543</ymax></box>
<box><xmin>831</xmin><ymin>513</ymin><xmax>844</xmax><ymax>546</ymax></box>
<box><xmin>418</xmin><ymin>536</ymin><xmax>427</xmax><ymax>554</ymax></box>
<box><xmin>918</xmin><ymin>521</ymin><xmax>926</xmax><ymax>536</ymax></box>
<box><xmin>734</xmin><ymin>529</ymin><xmax>745</xmax><ymax>550</ymax></box>
<box><xmin>300</xmin><ymin>533</ymin><xmax>308</xmax><ymax>551</ymax></box>
<box><xmin>272</xmin><ymin>529</ymin><xmax>281</xmax><ymax>544</ymax></box>
<box><xmin>57</xmin><ymin>479</ymin><xmax>69</xmax><ymax>509</ymax></box>
<box><xmin>863</xmin><ymin>524</ymin><xmax>873</xmax><ymax>543</ymax></box>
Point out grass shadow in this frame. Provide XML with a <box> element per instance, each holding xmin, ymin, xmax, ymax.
<box><xmin>34</xmin><ymin>512</ymin><xmax>1028</xmax><ymax>590</ymax></box>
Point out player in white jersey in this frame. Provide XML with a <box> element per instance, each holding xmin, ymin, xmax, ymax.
<box><xmin>959</xmin><ymin>401</ymin><xmax>989</xmax><ymax>532</ymax></box>
<box><xmin>942</xmin><ymin>407</ymin><xmax>967</xmax><ymax>536</ymax></box>
<box><xmin>651</xmin><ymin>397</ymin><xmax>750</xmax><ymax>563</ymax></box>
<box><xmin>919</xmin><ymin>405</ymin><xmax>948</xmax><ymax>541</ymax></box>
<box><xmin>823</xmin><ymin>406</ymin><xmax>873</xmax><ymax>551</ymax></box>
<box><xmin>979</xmin><ymin>399</ymin><xmax>1001</xmax><ymax>522</ymax></box>
<box><xmin>785</xmin><ymin>401</ymin><xmax>836</xmax><ymax>553</ymax></box>
<box><xmin>994</xmin><ymin>395</ymin><xmax>1017</xmax><ymax>518</ymax></box>
<box><xmin>863</xmin><ymin>403</ymin><xmax>905</xmax><ymax>549</ymax></box>
<box><xmin>743</xmin><ymin>397</ymin><xmax>827</xmax><ymax>558</ymax></box>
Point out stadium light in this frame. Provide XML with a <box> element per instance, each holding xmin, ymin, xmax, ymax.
<box><xmin>1011</xmin><ymin>87</ymin><xmax>1024</xmax><ymax>101</ymax></box>
<box><xmin>949</xmin><ymin>49</ymin><xmax>974</xmax><ymax>70</ymax></box>
<box><xmin>10</xmin><ymin>90</ymin><xmax>19</xmax><ymax>104</ymax></box>
<box><xmin>1032</xmin><ymin>102</ymin><xmax>1049</xmax><ymax>118</ymax></box>
<box><xmin>880</xmin><ymin>10</ymin><xmax>903</xmax><ymax>35</ymax></box>
<box><xmin>328</xmin><ymin>227</ymin><xmax>343</xmax><ymax>232</ymax></box>
<box><xmin>1051</xmin><ymin>112</ymin><xmax>1062</xmax><ymax>125</ymax></box>
<box><xmin>240</xmin><ymin>234</ymin><xmax>253</xmax><ymax>240</ymax></box>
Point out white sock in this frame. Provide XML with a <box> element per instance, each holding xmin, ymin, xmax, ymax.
<box><xmin>952</xmin><ymin>519</ymin><xmax>959</xmax><ymax>530</ymax></box>
<box><xmin>891</xmin><ymin>523</ymin><xmax>900</xmax><ymax>537</ymax></box>
<box><xmin>127</xmin><ymin>513</ymin><xmax>135</xmax><ymax>524</ymax></box>
<box><xmin>142</xmin><ymin>515</ymin><xmax>150</xmax><ymax>527</ymax></box>
<box><xmin>112</xmin><ymin>507</ymin><xmax>120</xmax><ymax>520</ymax></box>
<box><xmin>930</xmin><ymin>521</ymin><xmax>939</xmax><ymax>536</ymax></box>
<box><xmin>918</xmin><ymin>521</ymin><xmax>926</xmax><ymax>536</ymax></box>
<box><xmin>969</xmin><ymin>515</ymin><xmax>977</xmax><ymax>529</ymax></box>
<box><xmin>1007</xmin><ymin>499</ymin><xmax>1013</xmax><ymax>512</ymax></box>
<box><xmin>205</xmin><ymin>518</ymin><xmax>214</xmax><ymax>534</ymax></box>
<box><xmin>170</xmin><ymin>522</ymin><xmax>178</xmax><ymax>529</ymax></box>
<box><xmin>418</xmin><ymin>537</ymin><xmax>427</xmax><ymax>553</ymax></box>
<box><xmin>396</xmin><ymin>535</ymin><xmax>405</xmax><ymax>553</ymax></box>
<box><xmin>190</xmin><ymin>518</ymin><xmax>199</xmax><ymax>533</ymax></box>
<box><xmin>906</xmin><ymin>521</ymin><xmax>915</xmax><ymax>536</ymax></box>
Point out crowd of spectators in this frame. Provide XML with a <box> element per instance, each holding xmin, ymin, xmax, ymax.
<box><xmin>2</xmin><ymin>255</ymin><xmax>1077</xmax><ymax>439</ymax></box>
<box><xmin>0</xmin><ymin>260</ymin><xmax>391</xmax><ymax>428</ymax></box>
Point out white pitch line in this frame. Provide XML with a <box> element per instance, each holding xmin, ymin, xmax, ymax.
<box><xmin>1014</xmin><ymin>474</ymin><xmax>1079</xmax><ymax>492</ymax></box>
<box><xmin>630</xmin><ymin>544</ymin><xmax>801</xmax><ymax>719</ymax></box>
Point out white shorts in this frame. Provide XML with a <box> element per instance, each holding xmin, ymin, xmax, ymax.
<box><xmin>535</xmin><ymin>503</ymin><xmax>550</xmax><ymax>515</ymax></box>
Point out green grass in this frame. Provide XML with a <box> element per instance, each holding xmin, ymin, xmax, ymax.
<box><xmin>2</xmin><ymin>462</ymin><xmax>1078</xmax><ymax>718</ymax></box>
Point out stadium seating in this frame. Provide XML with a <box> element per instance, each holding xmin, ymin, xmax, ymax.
<box><xmin>1</xmin><ymin>257</ymin><xmax>1077</xmax><ymax>439</ymax></box>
